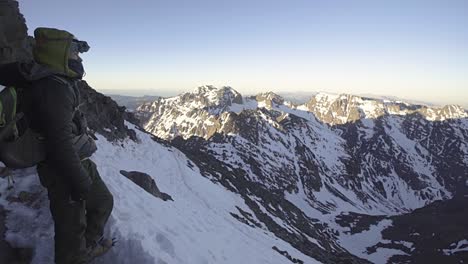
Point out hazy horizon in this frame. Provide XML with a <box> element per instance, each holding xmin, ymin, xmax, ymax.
<box><xmin>100</xmin><ymin>86</ymin><xmax>467</xmax><ymax>109</ymax></box>
<box><xmin>20</xmin><ymin>0</ymin><xmax>468</xmax><ymax>107</ymax></box>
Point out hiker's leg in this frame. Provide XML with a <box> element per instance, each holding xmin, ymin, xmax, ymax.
<box><xmin>39</xmin><ymin>164</ymin><xmax>87</xmax><ymax>264</ymax></box>
<box><xmin>81</xmin><ymin>159</ymin><xmax>114</xmax><ymax>245</ymax></box>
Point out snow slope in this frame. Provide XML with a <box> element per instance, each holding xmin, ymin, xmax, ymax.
<box><xmin>0</xmin><ymin>124</ymin><xmax>321</xmax><ymax>264</ymax></box>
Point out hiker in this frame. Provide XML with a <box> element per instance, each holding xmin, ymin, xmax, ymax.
<box><xmin>0</xmin><ymin>28</ymin><xmax>114</xmax><ymax>263</ymax></box>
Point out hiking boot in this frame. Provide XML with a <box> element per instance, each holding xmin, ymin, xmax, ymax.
<box><xmin>84</xmin><ymin>237</ymin><xmax>116</xmax><ymax>262</ymax></box>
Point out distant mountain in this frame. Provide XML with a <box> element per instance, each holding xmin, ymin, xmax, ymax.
<box><xmin>276</xmin><ymin>91</ymin><xmax>465</xmax><ymax>110</ymax></box>
<box><xmin>137</xmin><ymin>85</ymin><xmax>468</xmax><ymax>262</ymax></box>
<box><xmin>275</xmin><ymin>91</ymin><xmax>318</xmax><ymax>104</ymax></box>
<box><xmin>137</xmin><ymin>86</ymin><xmax>467</xmax><ymax>139</ymax></box>
<box><xmin>107</xmin><ymin>94</ymin><xmax>160</xmax><ymax>112</ymax></box>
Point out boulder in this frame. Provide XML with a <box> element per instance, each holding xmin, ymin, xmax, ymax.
<box><xmin>119</xmin><ymin>170</ymin><xmax>173</xmax><ymax>201</ymax></box>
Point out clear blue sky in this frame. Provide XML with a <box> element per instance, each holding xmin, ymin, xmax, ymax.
<box><xmin>20</xmin><ymin>0</ymin><xmax>468</xmax><ymax>106</ymax></box>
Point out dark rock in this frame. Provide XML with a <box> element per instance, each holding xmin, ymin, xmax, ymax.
<box><xmin>119</xmin><ymin>170</ymin><xmax>173</xmax><ymax>201</ymax></box>
<box><xmin>335</xmin><ymin>212</ymin><xmax>386</xmax><ymax>235</ymax></box>
<box><xmin>255</xmin><ymin>92</ymin><xmax>285</xmax><ymax>108</ymax></box>
<box><xmin>368</xmin><ymin>197</ymin><xmax>468</xmax><ymax>263</ymax></box>
<box><xmin>0</xmin><ymin>0</ymin><xmax>32</xmax><ymax>63</ymax></box>
<box><xmin>272</xmin><ymin>246</ymin><xmax>304</xmax><ymax>264</ymax></box>
<box><xmin>77</xmin><ymin>81</ymin><xmax>139</xmax><ymax>142</ymax></box>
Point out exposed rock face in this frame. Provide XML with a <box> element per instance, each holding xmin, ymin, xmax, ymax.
<box><xmin>332</xmin><ymin>197</ymin><xmax>468</xmax><ymax>263</ymax></box>
<box><xmin>255</xmin><ymin>92</ymin><xmax>285</xmax><ymax>108</ymax></box>
<box><xmin>0</xmin><ymin>0</ymin><xmax>31</xmax><ymax>63</ymax></box>
<box><xmin>77</xmin><ymin>81</ymin><xmax>139</xmax><ymax>142</ymax></box>
<box><xmin>366</xmin><ymin>197</ymin><xmax>468</xmax><ymax>263</ymax></box>
<box><xmin>120</xmin><ymin>170</ymin><xmax>173</xmax><ymax>201</ymax></box>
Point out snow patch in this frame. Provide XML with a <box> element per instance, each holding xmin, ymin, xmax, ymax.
<box><xmin>443</xmin><ymin>239</ymin><xmax>468</xmax><ymax>255</ymax></box>
<box><xmin>337</xmin><ymin>219</ymin><xmax>407</xmax><ymax>264</ymax></box>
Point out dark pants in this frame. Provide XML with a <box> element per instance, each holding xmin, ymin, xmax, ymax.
<box><xmin>38</xmin><ymin>159</ymin><xmax>114</xmax><ymax>264</ymax></box>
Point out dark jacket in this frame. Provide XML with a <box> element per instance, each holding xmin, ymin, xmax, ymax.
<box><xmin>0</xmin><ymin>62</ymin><xmax>92</xmax><ymax>199</ymax></box>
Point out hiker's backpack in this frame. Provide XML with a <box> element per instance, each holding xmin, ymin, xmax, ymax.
<box><xmin>0</xmin><ymin>85</ymin><xmax>46</xmax><ymax>168</ymax></box>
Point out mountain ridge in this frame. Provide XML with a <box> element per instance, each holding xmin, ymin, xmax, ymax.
<box><xmin>137</xmin><ymin>86</ymin><xmax>467</xmax><ymax>141</ymax></box>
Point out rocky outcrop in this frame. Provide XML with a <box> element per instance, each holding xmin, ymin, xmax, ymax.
<box><xmin>78</xmin><ymin>81</ymin><xmax>139</xmax><ymax>142</ymax></box>
<box><xmin>369</xmin><ymin>196</ymin><xmax>468</xmax><ymax>263</ymax></box>
<box><xmin>0</xmin><ymin>0</ymin><xmax>32</xmax><ymax>63</ymax></box>
<box><xmin>119</xmin><ymin>170</ymin><xmax>173</xmax><ymax>201</ymax></box>
<box><xmin>255</xmin><ymin>92</ymin><xmax>285</xmax><ymax>108</ymax></box>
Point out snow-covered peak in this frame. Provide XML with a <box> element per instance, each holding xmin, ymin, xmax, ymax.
<box><xmin>303</xmin><ymin>93</ymin><xmax>383</xmax><ymax>124</ymax></box>
<box><xmin>302</xmin><ymin>92</ymin><xmax>467</xmax><ymax>125</ymax></box>
<box><xmin>187</xmin><ymin>85</ymin><xmax>243</xmax><ymax>107</ymax></box>
<box><xmin>313</xmin><ymin>92</ymin><xmax>341</xmax><ymax>103</ymax></box>
<box><xmin>193</xmin><ymin>85</ymin><xmax>217</xmax><ymax>94</ymax></box>
<box><xmin>255</xmin><ymin>92</ymin><xmax>285</xmax><ymax>102</ymax></box>
<box><xmin>255</xmin><ymin>92</ymin><xmax>286</xmax><ymax>109</ymax></box>
<box><xmin>423</xmin><ymin>104</ymin><xmax>468</xmax><ymax>121</ymax></box>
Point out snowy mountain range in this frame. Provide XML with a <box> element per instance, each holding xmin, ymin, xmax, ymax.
<box><xmin>138</xmin><ymin>85</ymin><xmax>467</xmax><ymax>140</ymax></box>
<box><xmin>134</xmin><ymin>85</ymin><xmax>468</xmax><ymax>263</ymax></box>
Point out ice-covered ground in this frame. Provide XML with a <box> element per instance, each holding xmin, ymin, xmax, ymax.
<box><xmin>0</xmin><ymin>124</ymin><xmax>322</xmax><ymax>264</ymax></box>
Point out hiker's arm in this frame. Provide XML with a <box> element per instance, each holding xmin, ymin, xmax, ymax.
<box><xmin>36</xmin><ymin>79</ymin><xmax>91</xmax><ymax>200</ymax></box>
